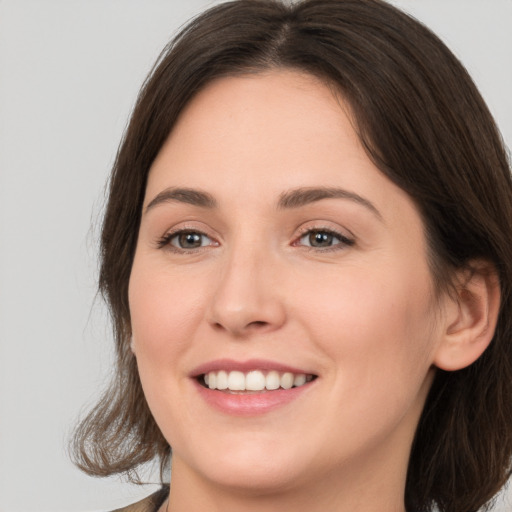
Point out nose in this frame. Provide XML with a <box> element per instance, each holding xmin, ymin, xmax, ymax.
<box><xmin>207</xmin><ymin>244</ymin><xmax>287</xmax><ymax>338</ymax></box>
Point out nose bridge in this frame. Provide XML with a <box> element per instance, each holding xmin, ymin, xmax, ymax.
<box><xmin>208</xmin><ymin>234</ymin><xmax>285</xmax><ymax>336</ymax></box>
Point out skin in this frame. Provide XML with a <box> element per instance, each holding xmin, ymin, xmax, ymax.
<box><xmin>128</xmin><ymin>70</ymin><xmax>494</xmax><ymax>512</ymax></box>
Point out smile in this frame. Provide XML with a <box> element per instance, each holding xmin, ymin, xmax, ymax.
<box><xmin>192</xmin><ymin>359</ymin><xmax>318</xmax><ymax>415</ymax></box>
<box><xmin>202</xmin><ymin>370</ymin><xmax>315</xmax><ymax>392</ymax></box>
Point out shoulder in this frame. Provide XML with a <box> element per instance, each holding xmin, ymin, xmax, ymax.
<box><xmin>110</xmin><ymin>486</ymin><xmax>169</xmax><ymax>512</ymax></box>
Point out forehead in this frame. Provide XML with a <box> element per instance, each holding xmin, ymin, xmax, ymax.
<box><xmin>170</xmin><ymin>70</ymin><xmax>347</xmax><ymax>139</ymax></box>
<box><xmin>149</xmin><ymin>71</ymin><xmax>372</xmax><ymax>192</ymax></box>
<box><xmin>146</xmin><ymin>70</ymin><xmax>418</xmax><ymax>228</ymax></box>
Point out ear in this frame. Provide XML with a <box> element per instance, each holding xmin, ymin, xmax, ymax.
<box><xmin>434</xmin><ymin>261</ymin><xmax>501</xmax><ymax>371</ymax></box>
<box><xmin>130</xmin><ymin>336</ymin><xmax>136</xmax><ymax>355</ymax></box>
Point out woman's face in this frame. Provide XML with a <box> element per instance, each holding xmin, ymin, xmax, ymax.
<box><xmin>129</xmin><ymin>71</ymin><xmax>447</xmax><ymax>496</ymax></box>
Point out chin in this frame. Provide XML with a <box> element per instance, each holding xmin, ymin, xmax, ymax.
<box><xmin>203</xmin><ymin>460</ymin><xmax>305</xmax><ymax>495</ymax></box>
<box><xmin>173</xmin><ymin>435</ymin><xmax>309</xmax><ymax>494</ymax></box>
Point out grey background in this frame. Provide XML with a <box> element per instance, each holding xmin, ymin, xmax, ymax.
<box><xmin>0</xmin><ymin>1</ymin><xmax>510</xmax><ymax>511</ymax></box>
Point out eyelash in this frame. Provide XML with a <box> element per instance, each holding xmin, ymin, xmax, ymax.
<box><xmin>156</xmin><ymin>227</ymin><xmax>355</xmax><ymax>254</ymax></box>
<box><xmin>156</xmin><ymin>229</ymin><xmax>216</xmax><ymax>253</ymax></box>
<box><xmin>294</xmin><ymin>227</ymin><xmax>355</xmax><ymax>252</ymax></box>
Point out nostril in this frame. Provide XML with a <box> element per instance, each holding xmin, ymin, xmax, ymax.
<box><xmin>210</xmin><ymin>319</ymin><xmax>270</xmax><ymax>336</ymax></box>
<box><xmin>249</xmin><ymin>321</ymin><xmax>268</xmax><ymax>328</ymax></box>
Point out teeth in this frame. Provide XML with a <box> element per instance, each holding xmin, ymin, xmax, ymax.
<box><xmin>216</xmin><ymin>370</ymin><xmax>228</xmax><ymax>390</ymax></box>
<box><xmin>293</xmin><ymin>374</ymin><xmax>306</xmax><ymax>387</ymax></box>
<box><xmin>266</xmin><ymin>371</ymin><xmax>280</xmax><ymax>390</ymax></box>
<box><xmin>227</xmin><ymin>371</ymin><xmax>245</xmax><ymax>390</ymax></box>
<box><xmin>208</xmin><ymin>372</ymin><xmax>217</xmax><ymax>390</ymax></box>
<box><xmin>281</xmin><ymin>372</ymin><xmax>294</xmax><ymax>390</ymax></box>
<box><xmin>203</xmin><ymin>369</ymin><xmax>312</xmax><ymax>391</ymax></box>
<box><xmin>246</xmin><ymin>370</ymin><xmax>266</xmax><ymax>391</ymax></box>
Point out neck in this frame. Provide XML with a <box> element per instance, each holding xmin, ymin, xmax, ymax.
<box><xmin>166</xmin><ymin>453</ymin><xmax>408</xmax><ymax>512</ymax></box>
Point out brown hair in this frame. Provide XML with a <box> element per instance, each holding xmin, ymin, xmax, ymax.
<box><xmin>72</xmin><ymin>1</ymin><xmax>512</xmax><ymax>511</ymax></box>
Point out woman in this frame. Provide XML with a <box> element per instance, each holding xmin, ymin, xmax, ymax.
<box><xmin>72</xmin><ymin>1</ymin><xmax>512</xmax><ymax>511</ymax></box>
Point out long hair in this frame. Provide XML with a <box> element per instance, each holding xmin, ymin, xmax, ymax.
<box><xmin>72</xmin><ymin>2</ymin><xmax>512</xmax><ymax>511</ymax></box>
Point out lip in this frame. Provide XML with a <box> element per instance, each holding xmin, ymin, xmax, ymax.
<box><xmin>190</xmin><ymin>359</ymin><xmax>317</xmax><ymax>417</ymax></box>
<box><xmin>193</xmin><ymin>379</ymin><xmax>315</xmax><ymax>416</ymax></box>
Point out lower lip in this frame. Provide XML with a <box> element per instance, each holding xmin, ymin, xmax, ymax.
<box><xmin>193</xmin><ymin>379</ymin><xmax>315</xmax><ymax>416</ymax></box>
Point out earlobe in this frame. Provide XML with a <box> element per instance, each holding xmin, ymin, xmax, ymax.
<box><xmin>130</xmin><ymin>336</ymin><xmax>136</xmax><ymax>355</ymax></box>
<box><xmin>434</xmin><ymin>261</ymin><xmax>501</xmax><ymax>371</ymax></box>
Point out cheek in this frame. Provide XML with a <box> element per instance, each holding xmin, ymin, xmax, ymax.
<box><xmin>127</xmin><ymin>259</ymin><xmax>206</xmax><ymax>432</ymax></box>
<box><xmin>294</xmin><ymin>260</ymin><xmax>437</xmax><ymax>384</ymax></box>
<box><xmin>128</xmin><ymin>260</ymin><xmax>206</xmax><ymax>355</ymax></box>
<box><xmin>295</xmin><ymin>265</ymin><xmax>438</xmax><ymax>453</ymax></box>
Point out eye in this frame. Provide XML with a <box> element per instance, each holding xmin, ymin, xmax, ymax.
<box><xmin>297</xmin><ymin>229</ymin><xmax>354</xmax><ymax>250</ymax></box>
<box><xmin>158</xmin><ymin>230</ymin><xmax>216</xmax><ymax>251</ymax></box>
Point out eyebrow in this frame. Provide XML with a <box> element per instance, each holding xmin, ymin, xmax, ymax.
<box><xmin>145</xmin><ymin>187</ymin><xmax>217</xmax><ymax>212</ymax></box>
<box><xmin>145</xmin><ymin>185</ymin><xmax>382</xmax><ymax>220</ymax></box>
<box><xmin>278</xmin><ymin>186</ymin><xmax>382</xmax><ymax>220</ymax></box>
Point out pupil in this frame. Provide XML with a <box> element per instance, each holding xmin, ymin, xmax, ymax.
<box><xmin>310</xmin><ymin>231</ymin><xmax>332</xmax><ymax>247</ymax></box>
<box><xmin>179</xmin><ymin>232</ymin><xmax>201</xmax><ymax>248</ymax></box>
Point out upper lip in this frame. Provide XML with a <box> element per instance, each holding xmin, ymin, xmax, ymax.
<box><xmin>190</xmin><ymin>358</ymin><xmax>315</xmax><ymax>378</ymax></box>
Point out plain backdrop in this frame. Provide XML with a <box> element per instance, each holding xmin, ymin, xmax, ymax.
<box><xmin>0</xmin><ymin>1</ymin><xmax>511</xmax><ymax>511</ymax></box>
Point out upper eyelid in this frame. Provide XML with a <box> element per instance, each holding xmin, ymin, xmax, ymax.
<box><xmin>296</xmin><ymin>229</ymin><xmax>353</xmax><ymax>245</ymax></box>
<box><xmin>167</xmin><ymin>228</ymin><xmax>216</xmax><ymax>242</ymax></box>
<box><xmin>294</xmin><ymin>223</ymin><xmax>354</xmax><ymax>240</ymax></box>
<box><xmin>156</xmin><ymin>223</ymin><xmax>355</xmax><ymax>248</ymax></box>
<box><xmin>162</xmin><ymin>226</ymin><xmax>350</xmax><ymax>238</ymax></box>
<box><xmin>163</xmin><ymin>223</ymin><xmax>217</xmax><ymax>239</ymax></box>
<box><xmin>298</xmin><ymin>228</ymin><xmax>344</xmax><ymax>239</ymax></box>
<box><xmin>156</xmin><ymin>225</ymin><xmax>218</xmax><ymax>250</ymax></box>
